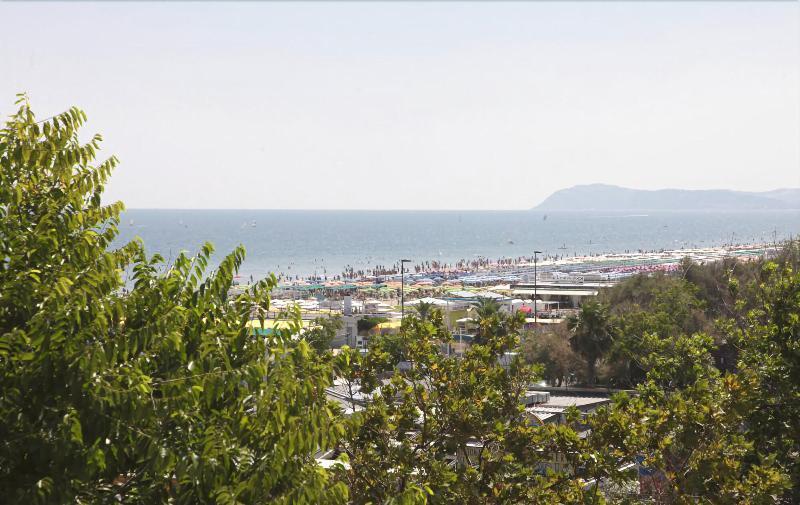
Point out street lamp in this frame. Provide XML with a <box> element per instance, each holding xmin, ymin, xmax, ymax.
<box><xmin>400</xmin><ymin>259</ymin><xmax>411</xmax><ymax>320</ymax></box>
<box><xmin>533</xmin><ymin>251</ymin><xmax>542</xmax><ymax>323</ymax></box>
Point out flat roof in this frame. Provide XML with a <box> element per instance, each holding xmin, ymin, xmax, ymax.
<box><xmin>524</xmin><ymin>318</ymin><xmax>565</xmax><ymax>324</ymax></box>
<box><xmin>514</xmin><ymin>288</ymin><xmax>599</xmax><ymax>297</ymax></box>
<box><xmin>516</xmin><ymin>282</ymin><xmax>611</xmax><ymax>289</ymax></box>
<box><xmin>542</xmin><ymin>395</ymin><xmax>611</xmax><ymax>408</ymax></box>
<box><xmin>527</xmin><ymin>406</ymin><xmax>569</xmax><ymax>414</ymax></box>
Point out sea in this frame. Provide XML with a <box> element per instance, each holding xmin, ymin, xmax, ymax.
<box><xmin>112</xmin><ymin>210</ymin><xmax>800</xmax><ymax>280</ymax></box>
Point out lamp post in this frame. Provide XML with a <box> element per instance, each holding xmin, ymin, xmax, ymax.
<box><xmin>400</xmin><ymin>259</ymin><xmax>411</xmax><ymax>320</ymax></box>
<box><xmin>533</xmin><ymin>251</ymin><xmax>542</xmax><ymax>323</ymax></box>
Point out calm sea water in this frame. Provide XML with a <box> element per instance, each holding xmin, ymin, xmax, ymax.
<box><xmin>112</xmin><ymin>210</ymin><xmax>800</xmax><ymax>279</ymax></box>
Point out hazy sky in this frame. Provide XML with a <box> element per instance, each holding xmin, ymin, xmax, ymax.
<box><xmin>1</xmin><ymin>2</ymin><xmax>798</xmax><ymax>210</ymax></box>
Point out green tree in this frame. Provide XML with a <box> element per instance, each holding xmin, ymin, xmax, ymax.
<box><xmin>333</xmin><ymin>310</ymin><xmax>608</xmax><ymax>504</ymax></box>
<box><xmin>472</xmin><ymin>297</ymin><xmax>502</xmax><ymax>321</ymax></box>
<box><xmin>357</xmin><ymin>316</ymin><xmax>388</xmax><ymax>335</ymax></box>
<box><xmin>304</xmin><ymin>315</ymin><xmax>343</xmax><ymax>353</ymax></box>
<box><xmin>567</xmin><ymin>301</ymin><xmax>614</xmax><ymax>386</ymax></box>
<box><xmin>520</xmin><ymin>325</ymin><xmax>584</xmax><ymax>387</ymax></box>
<box><xmin>585</xmin><ymin>256</ymin><xmax>800</xmax><ymax>504</ymax></box>
<box><xmin>726</xmin><ymin>261</ymin><xmax>800</xmax><ymax>502</ymax></box>
<box><xmin>471</xmin><ymin>297</ymin><xmax>522</xmax><ymax>346</ymax></box>
<box><xmin>601</xmin><ymin>275</ymin><xmax>708</xmax><ymax>387</ymax></box>
<box><xmin>414</xmin><ymin>301</ymin><xmax>437</xmax><ymax>321</ymax></box>
<box><xmin>0</xmin><ymin>97</ymin><xmax>346</xmax><ymax>503</ymax></box>
<box><xmin>587</xmin><ymin>333</ymin><xmax>789</xmax><ymax>504</ymax></box>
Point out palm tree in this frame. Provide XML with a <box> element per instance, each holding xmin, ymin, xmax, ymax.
<box><xmin>472</xmin><ymin>297</ymin><xmax>502</xmax><ymax>321</ymax></box>
<box><xmin>414</xmin><ymin>301</ymin><xmax>436</xmax><ymax>321</ymax></box>
<box><xmin>567</xmin><ymin>300</ymin><xmax>614</xmax><ymax>386</ymax></box>
<box><xmin>471</xmin><ymin>297</ymin><xmax>505</xmax><ymax>345</ymax></box>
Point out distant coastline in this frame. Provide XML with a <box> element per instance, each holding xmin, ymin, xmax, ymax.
<box><xmin>534</xmin><ymin>184</ymin><xmax>800</xmax><ymax>212</ymax></box>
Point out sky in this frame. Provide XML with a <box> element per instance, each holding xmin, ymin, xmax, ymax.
<box><xmin>1</xmin><ymin>2</ymin><xmax>798</xmax><ymax>210</ymax></box>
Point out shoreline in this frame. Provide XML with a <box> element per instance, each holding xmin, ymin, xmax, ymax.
<box><xmin>259</xmin><ymin>242</ymin><xmax>779</xmax><ymax>293</ymax></box>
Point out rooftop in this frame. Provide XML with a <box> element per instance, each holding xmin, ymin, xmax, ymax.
<box><xmin>514</xmin><ymin>288</ymin><xmax>599</xmax><ymax>297</ymax></box>
<box><xmin>542</xmin><ymin>395</ymin><xmax>611</xmax><ymax>409</ymax></box>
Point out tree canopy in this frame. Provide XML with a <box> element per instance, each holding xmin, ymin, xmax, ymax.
<box><xmin>0</xmin><ymin>96</ymin><xmax>346</xmax><ymax>504</ymax></box>
<box><xmin>566</xmin><ymin>300</ymin><xmax>614</xmax><ymax>385</ymax></box>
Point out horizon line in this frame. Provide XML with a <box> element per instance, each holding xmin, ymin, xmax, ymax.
<box><xmin>120</xmin><ymin>207</ymin><xmax>800</xmax><ymax>212</ymax></box>
<box><xmin>122</xmin><ymin>207</ymin><xmax>535</xmax><ymax>212</ymax></box>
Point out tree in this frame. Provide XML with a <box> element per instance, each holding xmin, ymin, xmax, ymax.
<box><xmin>603</xmin><ymin>274</ymin><xmax>707</xmax><ymax>339</ymax></box>
<box><xmin>414</xmin><ymin>301</ymin><xmax>437</xmax><ymax>321</ymax></box>
<box><xmin>567</xmin><ymin>301</ymin><xmax>614</xmax><ymax>386</ymax></box>
<box><xmin>472</xmin><ymin>297</ymin><xmax>502</xmax><ymax>321</ymax></box>
<box><xmin>471</xmin><ymin>297</ymin><xmax>522</xmax><ymax>346</ymax></box>
<box><xmin>585</xmin><ymin>255</ymin><xmax>800</xmax><ymax>504</ymax></box>
<box><xmin>726</xmin><ymin>260</ymin><xmax>800</xmax><ymax>502</ymax></box>
<box><xmin>601</xmin><ymin>275</ymin><xmax>708</xmax><ymax>387</ymax></box>
<box><xmin>0</xmin><ymin>97</ymin><xmax>346</xmax><ymax>503</ymax></box>
<box><xmin>333</xmin><ymin>310</ymin><xmax>608</xmax><ymax>504</ymax></box>
<box><xmin>520</xmin><ymin>325</ymin><xmax>583</xmax><ymax>387</ymax></box>
<box><xmin>587</xmin><ymin>333</ymin><xmax>789</xmax><ymax>504</ymax></box>
<box><xmin>304</xmin><ymin>315</ymin><xmax>343</xmax><ymax>353</ymax></box>
<box><xmin>357</xmin><ymin>316</ymin><xmax>388</xmax><ymax>335</ymax></box>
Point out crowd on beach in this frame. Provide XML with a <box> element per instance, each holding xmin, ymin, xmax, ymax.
<box><xmin>333</xmin><ymin>251</ymin><xmax>667</xmax><ymax>281</ymax></box>
<box><xmin>339</xmin><ymin>248</ymin><xmax>705</xmax><ymax>281</ymax></box>
<box><xmin>261</xmin><ymin>243</ymin><xmax>775</xmax><ymax>287</ymax></box>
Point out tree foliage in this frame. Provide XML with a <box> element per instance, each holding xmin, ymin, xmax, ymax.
<box><xmin>567</xmin><ymin>300</ymin><xmax>614</xmax><ymax>385</ymax></box>
<box><xmin>587</xmin><ymin>333</ymin><xmax>789</xmax><ymax>504</ymax></box>
<box><xmin>520</xmin><ymin>325</ymin><xmax>583</xmax><ymax>387</ymax></box>
<box><xmin>0</xmin><ymin>96</ymin><xmax>346</xmax><ymax>504</ymax></box>
<box><xmin>727</xmin><ymin>261</ymin><xmax>800</xmax><ymax>502</ymax></box>
<box><xmin>583</xmin><ymin>260</ymin><xmax>800</xmax><ymax>504</ymax></box>
<box><xmin>413</xmin><ymin>301</ymin><xmax>437</xmax><ymax>322</ymax></box>
<box><xmin>471</xmin><ymin>297</ymin><xmax>523</xmax><ymax>346</ymax></box>
<box><xmin>357</xmin><ymin>316</ymin><xmax>388</xmax><ymax>335</ymax></box>
<box><xmin>333</xmin><ymin>309</ymin><xmax>612</xmax><ymax>504</ymax></box>
<box><xmin>304</xmin><ymin>315</ymin><xmax>343</xmax><ymax>354</ymax></box>
<box><xmin>605</xmin><ymin>277</ymin><xmax>708</xmax><ymax>387</ymax></box>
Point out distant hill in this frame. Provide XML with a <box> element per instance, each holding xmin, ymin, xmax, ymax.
<box><xmin>534</xmin><ymin>184</ymin><xmax>800</xmax><ymax>211</ymax></box>
<box><xmin>759</xmin><ymin>188</ymin><xmax>800</xmax><ymax>208</ymax></box>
